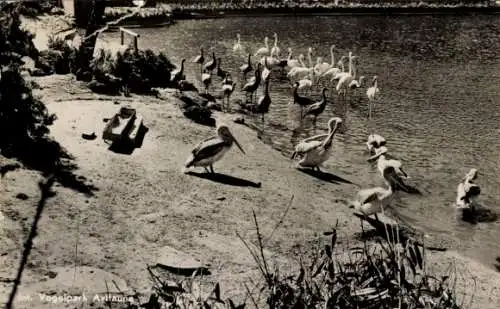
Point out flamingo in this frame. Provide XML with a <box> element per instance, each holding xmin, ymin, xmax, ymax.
<box><xmin>184</xmin><ymin>124</ymin><xmax>245</xmax><ymax>174</ymax></box>
<box><xmin>261</xmin><ymin>57</ymin><xmax>271</xmax><ymax>85</ymax></box>
<box><xmin>193</xmin><ymin>48</ymin><xmax>204</xmax><ymax>73</ymax></box>
<box><xmin>276</xmin><ymin>48</ymin><xmax>293</xmax><ymax>77</ymax></box>
<box><xmin>203</xmin><ymin>51</ymin><xmax>217</xmax><ymax>73</ymax></box>
<box><xmin>201</xmin><ymin>70</ymin><xmax>212</xmax><ymax>94</ymax></box>
<box><xmin>240</xmin><ymin>54</ymin><xmax>253</xmax><ymax>78</ymax></box>
<box><xmin>254</xmin><ymin>36</ymin><xmax>270</xmax><ymax>58</ymax></box>
<box><xmin>286</xmin><ymin>52</ymin><xmax>305</xmax><ymax>70</ymax></box>
<box><xmin>296</xmin><ymin>72</ymin><xmax>314</xmax><ymax>95</ymax></box>
<box><xmin>233</xmin><ymin>33</ymin><xmax>243</xmax><ymax>52</ymax></box>
<box><xmin>301</xmin><ymin>87</ymin><xmax>328</xmax><ymax>124</ymax></box>
<box><xmin>216</xmin><ymin>58</ymin><xmax>229</xmax><ymax>79</ymax></box>
<box><xmin>171</xmin><ymin>59</ymin><xmax>186</xmax><ymax>85</ymax></box>
<box><xmin>314</xmin><ymin>45</ymin><xmax>336</xmax><ymax>76</ymax></box>
<box><xmin>336</xmin><ymin>55</ymin><xmax>359</xmax><ymax>100</ymax></box>
<box><xmin>331</xmin><ymin>52</ymin><xmax>353</xmax><ymax>82</ymax></box>
<box><xmin>292</xmin><ymin>81</ymin><xmax>315</xmax><ymax>118</ymax></box>
<box><xmin>287</xmin><ymin>63</ymin><xmax>313</xmax><ymax>83</ymax></box>
<box><xmin>242</xmin><ymin>63</ymin><xmax>262</xmax><ymax>103</ymax></box>
<box><xmin>349</xmin><ymin>185</ymin><xmax>395</xmax><ymax>222</ymax></box>
<box><xmin>222</xmin><ymin>75</ymin><xmax>236</xmax><ymax>111</ymax></box>
<box><xmin>243</xmin><ymin>78</ymin><xmax>272</xmax><ymax>122</ymax></box>
<box><xmin>270</xmin><ymin>32</ymin><xmax>281</xmax><ymax>58</ymax></box>
<box><xmin>367</xmin><ymin>76</ymin><xmax>380</xmax><ymax>119</ymax></box>
<box><xmin>349</xmin><ymin>75</ymin><xmax>365</xmax><ymax>89</ymax></box>
<box><xmin>307</xmin><ymin>47</ymin><xmax>314</xmax><ymax>68</ymax></box>
<box><xmin>290</xmin><ymin>117</ymin><xmax>342</xmax><ymax>171</ymax></box>
<box><xmin>366</xmin><ymin>134</ymin><xmax>386</xmax><ymax>154</ymax></box>
<box><xmin>321</xmin><ymin>56</ymin><xmax>347</xmax><ymax>80</ymax></box>
<box><xmin>259</xmin><ymin>55</ymin><xmax>280</xmax><ymax>68</ymax></box>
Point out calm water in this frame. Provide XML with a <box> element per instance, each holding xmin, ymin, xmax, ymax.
<box><xmin>103</xmin><ymin>15</ymin><xmax>500</xmax><ymax>268</ymax></box>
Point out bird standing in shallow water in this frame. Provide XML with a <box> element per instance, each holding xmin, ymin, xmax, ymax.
<box><xmin>233</xmin><ymin>33</ymin><xmax>243</xmax><ymax>52</ymax></box>
<box><xmin>456</xmin><ymin>168</ymin><xmax>480</xmax><ymax>209</ymax></box>
<box><xmin>367</xmin><ymin>76</ymin><xmax>380</xmax><ymax>119</ymax></box>
<box><xmin>291</xmin><ymin>117</ymin><xmax>342</xmax><ymax>171</ymax></box>
<box><xmin>193</xmin><ymin>48</ymin><xmax>204</xmax><ymax>73</ymax></box>
<box><xmin>185</xmin><ymin>124</ymin><xmax>245</xmax><ymax>174</ymax></box>
<box><xmin>301</xmin><ymin>87</ymin><xmax>328</xmax><ymax>124</ymax></box>
<box><xmin>366</xmin><ymin>134</ymin><xmax>386</xmax><ymax>155</ymax></box>
<box><xmin>368</xmin><ymin>147</ymin><xmax>414</xmax><ymax>194</ymax></box>
<box><xmin>350</xmin><ymin>185</ymin><xmax>395</xmax><ymax>222</ymax></box>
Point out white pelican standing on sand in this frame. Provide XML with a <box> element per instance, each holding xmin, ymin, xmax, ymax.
<box><xmin>366</xmin><ymin>134</ymin><xmax>386</xmax><ymax>154</ymax></box>
<box><xmin>184</xmin><ymin>124</ymin><xmax>245</xmax><ymax>174</ymax></box>
<box><xmin>291</xmin><ymin>117</ymin><xmax>342</xmax><ymax>171</ymax></box>
<box><xmin>456</xmin><ymin>168</ymin><xmax>480</xmax><ymax>209</ymax></box>
<box><xmin>368</xmin><ymin>147</ymin><xmax>413</xmax><ymax>194</ymax></box>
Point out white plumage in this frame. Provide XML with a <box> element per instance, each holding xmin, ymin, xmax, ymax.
<box><xmin>291</xmin><ymin>117</ymin><xmax>342</xmax><ymax>171</ymax></box>
<box><xmin>350</xmin><ymin>186</ymin><xmax>395</xmax><ymax>220</ymax></box>
<box><xmin>366</xmin><ymin>134</ymin><xmax>386</xmax><ymax>154</ymax></box>
<box><xmin>185</xmin><ymin>125</ymin><xmax>245</xmax><ymax>174</ymax></box>
<box><xmin>254</xmin><ymin>36</ymin><xmax>270</xmax><ymax>57</ymax></box>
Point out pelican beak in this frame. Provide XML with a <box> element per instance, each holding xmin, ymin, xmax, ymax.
<box><xmin>399</xmin><ymin>168</ymin><xmax>408</xmax><ymax>178</ymax></box>
<box><xmin>232</xmin><ymin>136</ymin><xmax>246</xmax><ymax>154</ymax></box>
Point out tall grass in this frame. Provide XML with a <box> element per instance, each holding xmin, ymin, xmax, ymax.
<box><xmin>146</xmin><ymin>209</ymin><xmax>474</xmax><ymax>309</ymax></box>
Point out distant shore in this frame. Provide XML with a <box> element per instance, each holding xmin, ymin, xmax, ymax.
<box><xmin>102</xmin><ymin>3</ymin><xmax>500</xmax><ymax>27</ymax></box>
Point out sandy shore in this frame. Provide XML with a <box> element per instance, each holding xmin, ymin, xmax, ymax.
<box><xmin>0</xmin><ymin>73</ymin><xmax>499</xmax><ymax>308</ymax></box>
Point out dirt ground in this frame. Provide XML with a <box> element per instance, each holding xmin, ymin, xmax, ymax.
<box><xmin>0</xmin><ymin>73</ymin><xmax>499</xmax><ymax>309</ymax></box>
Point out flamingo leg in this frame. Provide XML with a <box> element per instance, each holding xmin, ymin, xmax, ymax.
<box><xmin>204</xmin><ymin>167</ymin><xmax>210</xmax><ymax>173</ymax></box>
<box><xmin>369</xmin><ymin>101</ymin><xmax>372</xmax><ymax>119</ymax></box>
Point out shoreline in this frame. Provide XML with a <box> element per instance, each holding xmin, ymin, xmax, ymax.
<box><xmin>100</xmin><ymin>4</ymin><xmax>500</xmax><ymax>28</ymax></box>
<box><xmin>170</xmin><ymin>6</ymin><xmax>500</xmax><ymax>20</ymax></box>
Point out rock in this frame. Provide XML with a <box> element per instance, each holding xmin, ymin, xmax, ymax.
<box><xmin>156</xmin><ymin>246</ymin><xmax>210</xmax><ymax>276</ymax></box>
<box><xmin>81</xmin><ymin>132</ymin><xmax>97</xmax><ymax>140</ymax></box>
<box><xmin>15</xmin><ymin>193</ymin><xmax>29</xmax><ymax>200</ymax></box>
<box><xmin>461</xmin><ymin>204</ymin><xmax>498</xmax><ymax>224</ymax></box>
<box><xmin>233</xmin><ymin>116</ymin><xmax>245</xmax><ymax>125</ymax></box>
<box><xmin>206</xmin><ymin>102</ymin><xmax>222</xmax><ymax>111</ymax></box>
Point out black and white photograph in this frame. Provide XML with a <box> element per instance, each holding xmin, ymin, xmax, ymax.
<box><xmin>0</xmin><ymin>0</ymin><xmax>499</xmax><ymax>308</ymax></box>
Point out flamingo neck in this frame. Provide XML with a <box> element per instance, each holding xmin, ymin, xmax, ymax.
<box><xmin>273</xmin><ymin>35</ymin><xmax>278</xmax><ymax>47</ymax></box>
<box><xmin>348</xmin><ymin>54</ymin><xmax>353</xmax><ymax>75</ymax></box>
<box><xmin>308</xmin><ymin>52</ymin><xmax>313</xmax><ymax>68</ymax></box>
<box><xmin>287</xmin><ymin>51</ymin><xmax>292</xmax><ymax>61</ymax></box>
<box><xmin>299</xmin><ymin>58</ymin><xmax>306</xmax><ymax>67</ymax></box>
<box><xmin>331</xmin><ymin>50</ymin><xmax>335</xmax><ymax>66</ymax></box>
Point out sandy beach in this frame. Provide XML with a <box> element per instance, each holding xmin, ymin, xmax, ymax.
<box><xmin>0</xmin><ymin>72</ymin><xmax>499</xmax><ymax>308</ymax></box>
<box><xmin>0</xmin><ymin>9</ymin><xmax>499</xmax><ymax>309</ymax></box>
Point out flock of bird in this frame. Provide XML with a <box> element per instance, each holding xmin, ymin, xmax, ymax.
<box><xmin>179</xmin><ymin>32</ymin><xmax>483</xmax><ymax>223</ymax></box>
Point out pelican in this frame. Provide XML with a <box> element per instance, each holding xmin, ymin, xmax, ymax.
<box><xmin>270</xmin><ymin>32</ymin><xmax>281</xmax><ymax>57</ymax></box>
<box><xmin>366</xmin><ymin>134</ymin><xmax>386</xmax><ymax>154</ymax></box>
<box><xmin>456</xmin><ymin>169</ymin><xmax>480</xmax><ymax>209</ymax></box>
<box><xmin>367</xmin><ymin>76</ymin><xmax>380</xmax><ymax>119</ymax></box>
<box><xmin>349</xmin><ymin>185</ymin><xmax>395</xmax><ymax>221</ymax></box>
<box><xmin>290</xmin><ymin>117</ymin><xmax>342</xmax><ymax>171</ymax></box>
<box><xmin>369</xmin><ymin>147</ymin><xmax>413</xmax><ymax>194</ymax></box>
<box><xmin>254</xmin><ymin>36</ymin><xmax>270</xmax><ymax>57</ymax></box>
<box><xmin>233</xmin><ymin>33</ymin><xmax>243</xmax><ymax>52</ymax></box>
<box><xmin>185</xmin><ymin>124</ymin><xmax>246</xmax><ymax>174</ymax></box>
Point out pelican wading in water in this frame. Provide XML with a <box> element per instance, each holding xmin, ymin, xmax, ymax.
<box><xmin>456</xmin><ymin>168</ymin><xmax>480</xmax><ymax>210</ymax></box>
<box><xmin>366</xmin><ymin>134</ymin><xmax>386</xmax><ymax>154</ymax></box>
<box><xmin>184</xmin><ymin>125</ymin><xmax>245</xmax><ymax>174</ymax></box>
<box><xmin>291</xmin><ymin>117</ymin><xmax>342</xmax><ymax>171</ymax></box>
<box><xmin>368</xmin><ymin>146</ymin><xmax>415</xmax><ymax>194</ymax></box>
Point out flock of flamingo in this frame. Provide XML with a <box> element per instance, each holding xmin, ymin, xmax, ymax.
<box><xmin>179</xmin><ymin>32</ymin><xmax>485</xmax><ymax>222</ymax></box>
